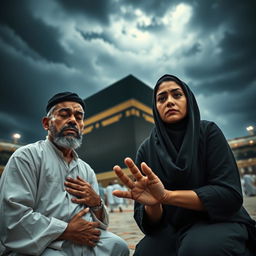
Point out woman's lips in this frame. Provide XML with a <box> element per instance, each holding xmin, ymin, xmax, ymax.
<box><xmin>165</xmin><ymin>109</ymin><xmax>178</xmax><ymax>116</ymax></box>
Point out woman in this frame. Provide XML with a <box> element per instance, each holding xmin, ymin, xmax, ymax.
<box><xmin>113</xmin><ymin>74</ymin><xmax>256</xmax><ymax>256</ymax></box>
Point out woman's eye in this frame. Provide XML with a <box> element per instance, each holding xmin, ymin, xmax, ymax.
<box><xmin>158</xmin><ymin>96</ymin><xmax>166</xmax><ymax>102</ymax></box>
<box><xmin>173</xmin><ymin>93</ymin><xmax>183</xmax><ymax>99</ymax></box>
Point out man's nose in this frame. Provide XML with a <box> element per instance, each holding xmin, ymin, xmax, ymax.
<box><xmin>68</xmin><ymin>114</ymin><xmax>77</xmax><ymax>124</ymax></box>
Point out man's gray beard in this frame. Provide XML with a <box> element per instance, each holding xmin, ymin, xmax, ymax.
<box><xmin>54</xmin><ymin>135</ymin><xmax>82</xmax><ymax>149</ymax></box>
<box><xmin>49</xmin><ymin>125</ymin><xmax>83</xmax><ymax>149</ymax></box>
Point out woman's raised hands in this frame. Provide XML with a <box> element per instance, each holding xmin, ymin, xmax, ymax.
<box><xmin>112</xmin><ymin>157</ymin><xmax>167</xmax><ymax>206</ymax></box>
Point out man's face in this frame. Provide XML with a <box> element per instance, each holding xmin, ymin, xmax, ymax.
<box><xmin>44</xmin><ymin>101</ymin><xmax>85</xmax><ymax>149</ymax></box>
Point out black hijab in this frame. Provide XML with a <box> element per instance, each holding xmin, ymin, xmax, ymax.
<box><xmin>150</xmin><ymin>74</ymin><xmax>201</xmax><ymax>188</ymax></box>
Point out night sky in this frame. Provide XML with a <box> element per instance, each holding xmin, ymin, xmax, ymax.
<box><xmin>0</xmin><ymin>0</ymin><xmax>255</xmax><ymax>144</ymax></box>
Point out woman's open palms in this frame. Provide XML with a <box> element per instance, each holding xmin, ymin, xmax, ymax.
<box><xmin>112</xmin><ymin>158</ymin><xmax>166</xmax><ymax>206</ymax></box>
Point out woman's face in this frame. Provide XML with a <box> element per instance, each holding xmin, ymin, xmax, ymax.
<box><xmin>156</xmin><ymin>81</ymin><xmax>187</xmax><ymax>124</ymax></box>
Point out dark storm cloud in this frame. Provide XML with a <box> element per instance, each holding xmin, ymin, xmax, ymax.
<box><xmin>127</xmin><ymin>0</ymin><xmax>255</xmax><ymax>34</ymax></box>
<box><xmin>0</xmin><ymin>1</ymin><xmax>68</xmax><ymax>64</ymax></box>
<box><xmin>0</xmin><ymin>0</ymin><xmax>102</xmax><ymax>143</ymax></box>
<box><xmin>121</xmin><ymin>0</ymin><xmax>178</xmax><ymax>33</ymax></box>
<box><xmin>188</xmin><ymin>0</ymin><xmax>256</xmax><ymax>34</ymax></box>
<box><xmin>185</xmin><ymin>43</ymin><xmax>202</xmax><ymax>56</ymax></box>
<box><xmin>121</xmin><ymin>0</ymin><xmax>171</xmax><ymax>17</ymax></box>
<box><xmin>219</xmin><ymin>31</ymin><xmax>256</xmax><ymax>72</ymax></box>
<box><xmin>0</xmin><ymin>26</ymin><xmax>41</xmax><ymax>61</ymax></box>
<box><xmin>187</xmin><ymin>1</ymin><xmax>228</xmax><ymax>30</ymax></box>
<box><xmin>182</xmin><ymin>0</ymin><xmax>256</xmax><ymax>96</ymax></box>
<box><xmin>187</xmin><ymin>62</ymin><xmax>255</xmax><ymax>93</ymax></box>
<box><xmin>0</xmin><ymin>33</ymin><xmax>95</xmax><ymax>143</ymax></box>
<box><xmin>77</xmin><ymin>29</ymin><xmax>113</xmax><ymax>45</ymax></box>
<box><xmin>0</xmin><ymin>38</ymin><xmax>55</xmax><ymax>117</ymax></box>
<box><xmin>227</xmin><ymin>89</ymin><xmax>256</xmax><ymax>119</ymax></box>
<box><xmin>137</xmin><ymin>17</ymin><xmax>165</xmax><ymax>32</ymax></box>
<box><xmin>56</xmin><ymin>0</ymin><xmax>114</xmax><ymax>24</ymax></box>
<box><xmin>0</xmin><ymin>0</ymin><xmax>255</xmax><ymax>143</ymax></box>
<box><xmin>197</xmin><ymin>81</ymin><xmax>256</xmax><ymax>139</ymax></box>
<box><xmin>180</xmin><ymin>42</ymin><xmax>202</xmax><ymax>58</ymax></box>
<box><xmin>203</xmin><ymin>84</ymin><xmax>256</xmax><ymax>119</ymax></box>
<box><xmin>0</xmin><ymin>41</ymin><xmax>54</xmax><ymax>142</ymax></box>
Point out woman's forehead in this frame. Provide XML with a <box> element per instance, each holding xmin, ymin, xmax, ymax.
<box><xmin>157</xmin><ymin>81</ymin><xmax>183</xmax><ymax>94</ymax></box>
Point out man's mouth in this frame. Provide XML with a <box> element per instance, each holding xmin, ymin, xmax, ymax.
<box><xmin>63</xmin><ymin>128</ymin><xmax>78</xmax><ymax>135</ymax></box>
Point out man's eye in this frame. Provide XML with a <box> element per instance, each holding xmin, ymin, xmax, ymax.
<box><xmin>59</xmin><ymin>113</ymin><xmax>69</xmax><ymax>118</ymax></box>
<box><xmin>75</xmin><ymin>115</ymin><xmax>83</xmax><ymax>121</ymax></box>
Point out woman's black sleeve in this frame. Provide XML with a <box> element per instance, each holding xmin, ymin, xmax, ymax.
<box><xmin>194</xmin><ymin>122</ymin><xmax>243</xmax><ymax>221</ymax></box>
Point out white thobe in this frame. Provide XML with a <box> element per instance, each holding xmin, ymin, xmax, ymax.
<box><xmin>0</xmin><ymin>139</ymin><xmax>129</xmax><ymax>256</ymax></box>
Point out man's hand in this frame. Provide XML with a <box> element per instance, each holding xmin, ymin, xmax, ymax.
<box><xmin>59</xmin><ymin>208</ymin><xmax>101</xmax><ymax>247</ymax></box>
<box><xmin>65</xmin><ymin>176</ymin><xmax>101</xmax><ymax>207</ymax></box>
<box><xmin>113</xmin><ymin>157</ymin><xmax>167</xmax><ymax>206</ymax></box>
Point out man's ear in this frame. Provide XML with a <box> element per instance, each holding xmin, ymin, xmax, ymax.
<box><xmin>42</xmin><ymin>117</ymin><xmax>50</xmax><ymax>131</ymax></box>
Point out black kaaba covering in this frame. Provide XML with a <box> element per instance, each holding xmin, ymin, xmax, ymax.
<box><xmin>77</xmin><ymin>75</ymin><xmax>154</xmax><ymax>182</ymax></box>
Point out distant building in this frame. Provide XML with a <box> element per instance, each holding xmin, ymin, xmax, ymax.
<box><xmin>0</xmin><ymin>142</ymin><xmax>21</xmax><ymax>176</ymax></box>
<box><xmin>228</xmin><ymin>135</ymin><xmax>256</xmax><ymax>176</ymax></box>
<box><xmin>77</xmin><ymin>75</ymin><xmax>154</xmax><ymax>186</ymax></box>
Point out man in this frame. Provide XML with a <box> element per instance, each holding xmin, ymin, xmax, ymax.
<box><xmin>112</xmin><ymin>180</ymin><xmax>124</xmax><ymax>212</ymax></box>
<box><xmin>0</xmin><ymin>92</ymin><xmax>129</xmax><ymax>255</ymax></box>
<box><xmin>106</xmin><ymin>181</ymin><xmax>123</xmax><ymax>213</ymax></box>
<box><xmin>105</xmin><ymin>181</ymin><xmax>115</xmax><ymax>212</ymax></box>
<box><xmin>243</xmin><ymin>174</ymin><xmax>256</xmax><ymax>196</ymax></box>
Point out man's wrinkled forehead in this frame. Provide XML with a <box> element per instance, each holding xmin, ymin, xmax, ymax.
<box><xmin>54</xmin><ymin>101</ymin><xmax>85</xmax><ymax>113</ymax></box>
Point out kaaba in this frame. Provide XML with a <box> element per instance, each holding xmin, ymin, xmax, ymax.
<box><xmin>77</xmin><ymin>75</ymin><xmax>154</xmax><ymax>185</ymax></box>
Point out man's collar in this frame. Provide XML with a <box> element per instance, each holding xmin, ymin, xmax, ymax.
<box><xmin>46</xmin><ymin>138</ymin><xmax>78</xmax><ymax>160</ymax></box>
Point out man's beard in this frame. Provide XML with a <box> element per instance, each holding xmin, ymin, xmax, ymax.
<box><xmin>49</xmin><ymin>124</ymin><xmax>83</xmax><ymax>149</ymax></box>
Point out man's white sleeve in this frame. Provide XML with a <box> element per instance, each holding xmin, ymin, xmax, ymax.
<box><xmin>0</xmin><ymin>156</ymin><xmax>67</xmax><ymax>255</ymax></box>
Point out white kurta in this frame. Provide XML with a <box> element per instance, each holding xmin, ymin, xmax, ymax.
<box><xmin>112</xmin><ymin>184</ymin><xmax>124</xmax><ymax>205</ymax></box>
<box><xmin>0</xmin><ymin>139</ymin><xmax>128</xmax><ymax>256</ymax></box>
<box><xmin>105</xmin><ymin>185</ymin><xmax>115</xmax><ymax>205</ymax></box>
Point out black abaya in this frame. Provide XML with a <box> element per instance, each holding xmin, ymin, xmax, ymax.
<box><xmin>133</xmin><ymin>74</ymin><xmax>256</xmax><ymax>255</ymax></box>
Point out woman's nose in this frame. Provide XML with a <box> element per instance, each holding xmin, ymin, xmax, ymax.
<box><xmin>166</xmin><ymin>95</ymin><xmax>175</xmax><ymax>106</ymax></box>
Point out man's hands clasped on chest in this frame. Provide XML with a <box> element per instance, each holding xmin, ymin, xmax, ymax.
<box><xmin>58</xmin><ymin>208</ymin><xmax>101</xmax><ymax>247</ymax></box>
<box><xmin>61</xmin><ymin>176</ymin><xmax>103</xmax><ymax>247</ymax></box>
<box><xmin>65</xmin><ymin>176</ymin><xmax>101</xmax><ymax>207</ymax></box>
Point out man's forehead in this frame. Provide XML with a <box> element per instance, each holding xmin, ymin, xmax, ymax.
<box><xmin>55</xmin><ymin>101</ymin><xmax>84</xmax><ymax>111</ymax></box>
